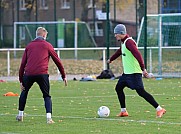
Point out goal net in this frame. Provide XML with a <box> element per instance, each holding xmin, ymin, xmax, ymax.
<box><xmin>137</xmin><ymin>13</ymin><xmax>181</xmax><ymax>78</ymax></box>
<box><xmin>14</xmin><ymin>21</ymin><xmax>97</xmax><ymax>49</ymax></box>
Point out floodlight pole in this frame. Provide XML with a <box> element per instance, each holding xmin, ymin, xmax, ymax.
<box><xmin>54</xmin><ymin>0</ymin><xmax>58</xmax><ymax>48</ymax></box>
<box><xmin>0</xmin><ymin>0</ymin><xmax>1</xmax><ymax>47</ymax></box>
<box><xmin>144</xmin><ymin>0</ymin><xmax>147</xmax><ymax>69</ymax></box>
<box><xmin>35</xmin><ymin>0</ymin><xmax>38</xmax><ymax>21</ymax></box>
<box><xmin>114</xmin><ymin>0</ymin><xmax>116</xmax><ymax>22</ymax></box>
<box><xmin>106</xmin><ymin>0</ymin><xmax>110</xmax><ymax>69</ymax></box>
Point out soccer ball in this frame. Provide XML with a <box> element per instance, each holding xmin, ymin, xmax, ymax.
<box><xmin>148</xmin><ymin>73</ymin><xmax>154</xmax><ymax>78</ymax></box>
<box><xmin>97</xmin><ymin>106</ymin><xmax>110</xmax><ymax>118</ymax></box>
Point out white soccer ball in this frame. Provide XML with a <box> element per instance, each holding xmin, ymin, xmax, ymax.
<box><xmin>97</xmin><ymin>106</ymin><xmax>110</xmax><ymax>118</ymax></box>
<box><xmin>148</xmin><ymin>73</ymin><xmax>154</xmax><ymax>78</ymax></box>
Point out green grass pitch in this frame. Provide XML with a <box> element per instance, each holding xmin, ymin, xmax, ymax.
<box><xmin>0</xmin><ymin>78</ymin><xmax>181</xmax><ymax>134</ymax></box>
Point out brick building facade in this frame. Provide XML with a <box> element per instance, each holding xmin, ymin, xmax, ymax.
<box><xmin>0</xmin><ymin>0</ymin><xmax>179</xmax><ymax>48</ymax></box>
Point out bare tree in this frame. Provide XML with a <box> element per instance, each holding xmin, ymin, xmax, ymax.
<box><xmin>0</xmin><ymin>0</ymin><xmax>10</xmax><ymax>23</ymax></box>
<box><xmin>0</xmin><ymin>0</ymin><xmax>11</xmax><ymax>47</ymax></box>
<box><xmin>25</xmin><ymin>0</ymin><xmax>35</xmax><ymax>21</ymax></box>
<box><xmin>80</xmin><ymin>0</ymin><xmax>91</xmax><ymax>21</ymax></box>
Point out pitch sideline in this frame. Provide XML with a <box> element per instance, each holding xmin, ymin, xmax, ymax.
<box><xmin>0</xmin><ymin>113</ymin><xmax>181</xmax><ymax>125</ymax></box>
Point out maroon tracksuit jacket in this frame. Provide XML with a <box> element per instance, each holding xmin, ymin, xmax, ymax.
<box><xmin>19</xmin><ymin>38</ymin><xmax>65</xmax><ymax>82</ymax></box>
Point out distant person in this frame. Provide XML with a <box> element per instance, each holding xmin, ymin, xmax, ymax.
<box><xmin>107</xmin><ymin>24</ymin><xmax>166</xmax><ymax>118</ymax></box>
<box><xmin>17</xmin><ymin>27</ymin><xmax>67</xmax><ymax>124</ymax></box>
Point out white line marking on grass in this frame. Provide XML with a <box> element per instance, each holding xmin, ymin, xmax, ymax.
<box><xmin>1</xmin><ymin>113</ymin><xmax>181</xmax><ymax>125</ymax></box>
<box><xmin>63</xmin><ymin>116</ymin><xmax>181</xmax><ymax>125</ymax></box>
<box><xmin>0</xmin><ymin>132</ymin><xmax>21</xmax><ymax>134</ymax></box>
<box><xmin>29</xmin><ymin>94</ymin><xmax>165</xmax><ymax>99</ymax></box>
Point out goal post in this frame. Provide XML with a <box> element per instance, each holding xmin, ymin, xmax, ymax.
<box><xmin>137</xmin><ymin>13</ymin><xmax>181</xmax><ymax>77</ymax></box>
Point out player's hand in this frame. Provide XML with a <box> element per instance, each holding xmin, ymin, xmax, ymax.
<box><xmin>107</xmin><ymin>59</ymin><xmax>112</xmax><ymax>64</ymax></box>
<box><xmin>63</xmin><ymin>78</ymin><xmax>68</xmax><ymax>86</ymax></box>
<box><xmin>143</xmin><ymin>69</ymin><xmax>149</xmax><ymax>78</ymax></box>
<box><xmin>20</xmin><ymin>82</ymin><xmax>25</xmax><ymax>91</ymax></box>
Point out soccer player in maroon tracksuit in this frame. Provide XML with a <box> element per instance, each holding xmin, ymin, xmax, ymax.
<box><xmin>17</xmin><ymin>27</ymin><xmax>67</xmax><ymax>124</ymax></box>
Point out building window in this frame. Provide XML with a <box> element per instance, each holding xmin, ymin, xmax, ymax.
<box><xmin>88</xmin><ymin>0</ymin><xmax>93</xmax><ymax>8</ymax></box>
<box><xmin>88</xmin><ymin>0</ymin><xmax>96</xmax><ymax>9</ymax></box>
<box><xmin>61</xmin><ymin>0</ymin><xmax>70</xmax><ymax>9</ymax></box>
<box><xmin>40</xmin><ymin>0</ymin><xmax>48</xmax><ymax>9</ymax></box>
<box><xmin>88</xmin><ymin>22</ymin><xmax>103</xmax><ymax>36</ymax></box>
<box><xmin>162</xmin><ymin>0</ymin><xmax>181</xmax><ymax>13</ymax></box>
<box><xmin>19</xmin><ymin>0</ymin><xmax>26</xmax><ymax>10</ymax></box>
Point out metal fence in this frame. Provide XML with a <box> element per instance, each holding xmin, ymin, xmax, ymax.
<box><xmin>0</xmin><ymin>47</ymin><xmax>181</xmax><ymax>78</ymax></box>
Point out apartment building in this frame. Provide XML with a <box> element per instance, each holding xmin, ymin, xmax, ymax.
<box><xmin>0</xmin><ymin>0</ymin><xmax>180</xmax><ymax>48</ymax></box>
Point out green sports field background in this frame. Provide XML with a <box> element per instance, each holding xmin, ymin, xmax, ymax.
<box><xmin>0</xmin><ymin>78</ymin><xmax>181</xmax><ymax>134</ymax></box>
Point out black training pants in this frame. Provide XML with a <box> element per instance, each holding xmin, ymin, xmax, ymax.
<box><xmin>115</xmin><ymin>73</ymin><xmax>159</xmax><ymax>109</ymax></box>
<box><xmin>18</xmin><ymin>74</ymin><xmax>52</xmax><ymax>113</ymax></box>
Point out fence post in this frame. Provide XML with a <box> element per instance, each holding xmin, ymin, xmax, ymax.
<box><xmin>7</xmin><ymin>50</ymin><xmax>10</xmax><ymax>76</ymax></box>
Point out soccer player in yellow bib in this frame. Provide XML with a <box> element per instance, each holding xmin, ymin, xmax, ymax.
<box><xmin>107</xmin><ymin>24</ymin><xmax>166</xmax><ymax>118</ymax></box>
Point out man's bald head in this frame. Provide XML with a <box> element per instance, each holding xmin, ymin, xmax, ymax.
<box><xmin>36</xmin><ymin>27</ymin><xmax>48</xmax><ymax>39</ymax></box>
